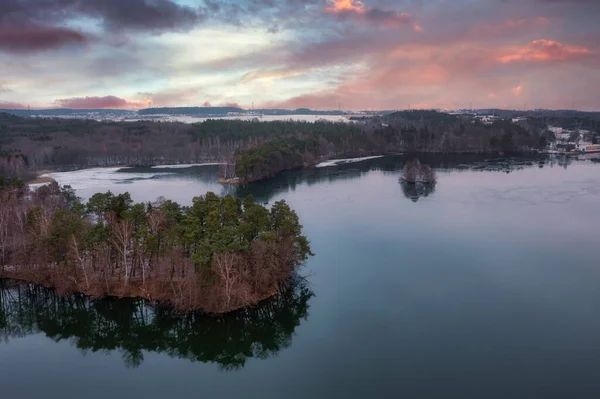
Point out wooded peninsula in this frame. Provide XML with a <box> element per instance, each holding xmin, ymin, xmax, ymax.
<box><xmin>0</xmin><ymin>176</ymin><xmax>312</xmax><ymax>313</ymax></box>
<box><xmin>1</xmin><ymin>109</ymin><xmax>589</xmax><ymax>183</ymax></box>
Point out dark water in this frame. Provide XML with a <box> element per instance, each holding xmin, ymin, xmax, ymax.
<box><xmin>3</xmin><ymin>155</ymin><xmax>600</xmax><ymax>398</ymax></box>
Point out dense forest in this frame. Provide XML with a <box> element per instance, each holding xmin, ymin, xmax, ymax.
<box><xmin>0</xmin><ymin>279</ymin><xmax>313</xmax><ymax>369</ymax></box>
<box><xmin>0</xmin><ymin>113</ymin><xmax>361</xmax><ymax>179</ymax></box>
<box><xmin>233</xmin><ymin>111</ymin><xmax>557</xmax><ymax>182</ymax></box>
<box><xmin>1</xmin><ymin>110</ymin><xmax>593</xmax><ymax>182</ymax></box>
<box><xmin>0</xmin><ymin>177</ymin><xmax>312</xmax><ymax>313</ymax></box>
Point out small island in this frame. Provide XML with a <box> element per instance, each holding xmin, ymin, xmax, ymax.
<box><xmin>0</xmin><ymin>176</ymin><xmax>312</xmax><ymax>314</ymax></box>
<box><xmin>401</xmin><ymin>159</ymin><xmax>437</xmax><ymax>184</ymax></box>
<box><xmin>399</xmin><ymin>159</ymin><xmax>437</xmax><ymax>202</ymax></box>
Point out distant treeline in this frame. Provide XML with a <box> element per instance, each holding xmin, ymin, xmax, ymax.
<box><xmin>0</xmin><ymin>113</ymin><xmax>361</xmax><ymax>179</ymax></box>
<box><xmin>233</xmin><ymin>110</ymin><xmax>559</xmax><ymax>182</ymax></box>
<box><xmin>0</xmin><ymin>109</ymin><xmax>134</xmax><ymax>118</ymax></box>
<box><xmin>137</xmin><ymin>107</ymin><xmax>347</xmax><ymax>116</ymax></box>
<box><xmin>476</xmin><ymin>109</ymin><xmax>600</xmax><ymax>123</ymax></box>
<box><xmin>138</xmin><ymin>106</ymin><xmax>244</xmax><ymax>115</ymax></box>
<box><xmin>0</xmin><ymin>178</ymin><xmax>312</xmax><ymax>313</ymax></box>
<box><xmin>1</xmin><ymin>110</ymin><xmax>596</xmax><ymax>181</ymax></box>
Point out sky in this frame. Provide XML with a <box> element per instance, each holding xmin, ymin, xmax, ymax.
<box><xmin>0</xmin><ymin>0</ymin><xmax>599</xmax><ymax>111</ymax></box>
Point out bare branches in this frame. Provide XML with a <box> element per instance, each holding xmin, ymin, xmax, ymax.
<box><xmin>0</xmin><ymin>183</ymin><xmax>312</xmax><ymax>313</ymax></box>
<box><xmin>402</xmin><ymin>159</ymin><xmax>437</xmax><ymax>184</ymax></box>
<box><xmin>110</xmin><ymin>215</ymin><xmax>133</xmax><ymax>287</ymax></box>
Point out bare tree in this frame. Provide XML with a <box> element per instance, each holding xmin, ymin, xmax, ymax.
<box><xmin>219</xmin><ymin>154</ymin><xmax>237</xmax><ymax>180</ymax></box>
<box><xmin>111</xmin><ymin>216</ymin><xmax>133</xmax><ymax>287</ymax></box>
<box><xmin>402</xmin><ymin>159</ymin><xmax>436</xmax><ymax>184</ymax></box>
<box><xmin>402</xmin><ymin>159</ymin><xmax>421</xmax><ymax>183</ymax></box>
<box><xmin>421</xmin><ymin>165</ymin><xmax>437</xmax><ymax>184</ymax></box>
<box><xmin>0</xmin><ymin>204</ymin><xmax>10</xmax><ymax>271</ymax></box>
<box><xmin>70</xmin><ymin>234</ymin><xmax>90</xmax><ymax>290</ymax></box>
<box><xmin>213</xmin><ymin>252</ymin><xmax>240</xmax><ymax>310</ymax></box>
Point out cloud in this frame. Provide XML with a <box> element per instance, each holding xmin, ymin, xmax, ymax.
<box><xmin>55</xmin><ymin>95</ymin><xmax>144</xmax><ymax>109</ymax></box>
<box><xmin>0</xmin><ymin>0</ymin><xmax>205</xmax><ymax>34</ymax></box>
<box><xmin>74</xmin><ymin>0</ymin><xmax>205</xmax><ymax>33</ymax></box>
<box><xmin>504</xmin><ymin>17</ymin><xmax>550</xmax><ymax>28</ymax></box>
<box><xmin>0</xmin><ymin>101</ymin><xmax>27</xmax><ymax>109</ymax></box>
<box><xmin>2</xmin><ymin>0</ymin><xmax>600</xmax><ymax>111</ymax></box>
<box><xmin>468</xmin><ymin>16</ymin><xmax>550</xmax><ymax>40</ymax></box>
<box><xmin>512</xmin><ymin>85</ymin><xmax>523</xmax><ymax>96</ymax></box>
<box><xmin>0</xmin><ymin>26</ymin><xmax>89</xmax><ymax>53</ymax></box>
<box><xmin>326</xmin><ymin>0</ymin><xmax>365</xmax><ymax>13</ymax></box>
<box><xmin>138</xmin><ymin>88</ymin><xmax>202</xmax><ymax>107</ymax></box>
<box><xmin>498</xmin><ymin>39</ymin><xmax>592</xmax><ymax>63</ymax></box>
<box><xmin>0</xmin><ymin>82</ymin><xmax>11</xmax><ymax>94</ymax></box>
<box><xmin>241</xmin><ymin>67</ymin><xmax>306</xmax><ymax>83</ymax></box>
<box><xmin>325</xmin><ymin>0</ymin><xmax>414</xmax><ymax>27</ymax></box>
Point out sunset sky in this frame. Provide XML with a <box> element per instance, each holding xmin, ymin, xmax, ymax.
<box><xmin>1</xmin><ymin>0</ymin><xmax>599</xmax><ymax>111</ymax></box>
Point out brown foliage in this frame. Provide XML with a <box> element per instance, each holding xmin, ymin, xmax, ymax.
<box><xmin>0</xmin><ymin>185</ymin><xmax>308</xmax><ymax>314</ymax></box>
<box><xmin>402</xmin><ymin>159</ymin><xmax>437</xmax><ymax>184</ymax></box>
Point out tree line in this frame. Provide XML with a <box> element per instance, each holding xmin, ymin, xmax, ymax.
<box><xmin>233</xmin><ymin>111</ymin><xmax>555</xmax><ymax>182</ymax></box>
<box><xmin>0</xmin><ymin>110</ymin><xmax>579</xmax><ymax>182</ymax></box>
<box><xmin>0</xmin><ymin>113</ymin><xmax>361</xmax><ymax>179</ymax></box>
<box><xmin>0</xmin><ymin>177</ymin><xmax>312</xmax><ymax>313</ymax></box>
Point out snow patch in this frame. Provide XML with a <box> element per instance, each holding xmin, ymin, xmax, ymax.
<box><xmin>315</xmin><ymin>156</ymin><xmax>384</xmax><ymax>168</ymax></box>
<box><xmin>41</xmin><ymin>167</ymin><xmax>174</xmax><ymax>190</ymax></box>
<box><xmin>151</xmin><ymin>163</ymin><xmax>223</xmax><ymax>169</ymax></box>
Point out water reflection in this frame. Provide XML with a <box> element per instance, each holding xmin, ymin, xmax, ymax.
<box><xmin>233</xmin><ymin>154</ymin><xmax>575</xmax><ymax>204</ymax></box>
<box><xmin>400</xmin><ymin>182</ymin><xmax>436</xmax><ymax>202</ymax></box>
<box><xmin>0</xmin><ymin>278</ymin><xmax>314</xmax><ymax>370</ymax></box>
<box><xmin>98</xmin><ymin>155</ymin><xmax>580</xmax><ymax>206</ymax></box>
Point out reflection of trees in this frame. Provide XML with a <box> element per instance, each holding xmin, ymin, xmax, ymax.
<box><xmin>400</xmin><ymin>181</ymin><xmax>436</xmax><ymax>202</ymax></box>
<box><xmin>231</xmin><ymin>154</ymin><xmax>559</xmax><ymax>204</ymax></box>
<box><xmin>0</xmin><ymin>278</ymin><xmax>313</xmax><ymax>370</ymax></box>
<box><xmin>234</xmin><ymin>164</ymin><xmax>367</xmax><ymax>204</ymax></box>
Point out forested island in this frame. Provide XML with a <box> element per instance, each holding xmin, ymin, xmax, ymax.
<box><xmin>1</xmin><ymin>109</ymin><xmax>597</xmax><ymax>183</ymax></box>
<box><xmin>401</xmin><ymin>159</ymin><xmax>437</xmax><ymax>184</ymax></box>
<box><xmin>0</xmin><ymin>177</ymin><xmax>312</xmax><ymax>313</ymax></box>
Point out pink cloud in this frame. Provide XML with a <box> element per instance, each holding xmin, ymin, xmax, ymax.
<box><xmin>55</xmin><ymin>95</ymin><xmax>144</xmax><ymax>109</ymax></box>
<box><xmin>138</xmin><ymin>88</ymin><xmax>201</xmax><ymax>107</ymax></box>
<box><xmin>512</xmin><ymin>85</ymin><xmax>523</xmax><ymax>96</ymax></box>
<box><xmin>0</xmin><ymin>101</ymin><xmax>27</xmax><ymax>109</ymax></box>
<box><xmin>498</xmin><ymin>39</ymin><xmax>591</xmax><ymax>63</ymax></box>
<box><xmin>326</xmin><ymin>0</ymin><xmax>365</xmax><ymax>13</ymax></box>
<box><xmin>324</xmin><ymin>0</ymin><xmax>414</xmax><ymax>27</ymax></box>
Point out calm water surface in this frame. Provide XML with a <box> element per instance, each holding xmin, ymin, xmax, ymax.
<box><xmin>2</xmin><ymin>155</ymin><xmax>600</xmax><ymax>398</ymax></box>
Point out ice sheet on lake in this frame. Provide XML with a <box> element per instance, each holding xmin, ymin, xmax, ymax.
<box><xmin>315</xmin><ymin>155</ymin><xmax>385</xmax><ymax>168</ymax></box>
<box><xmin>151</xmin><ymin>163</ymin><xmax>223</xmax><ymax>169</ymax></box>
<box><xmin>41</xmin><ymin>167</ymin><xmax>174</xmax><ymax>190</ymax></box>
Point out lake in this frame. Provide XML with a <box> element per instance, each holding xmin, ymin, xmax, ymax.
<box><xmin>2</xmin><ymin>155</ymin><xmax>600</xmax><ymax>398</ymax></box>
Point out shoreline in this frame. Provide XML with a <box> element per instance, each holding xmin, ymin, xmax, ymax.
<box><xmin>0</xmin><ymin>268</ymin><xmax>279</xmax><ymax>315</ymax></box>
